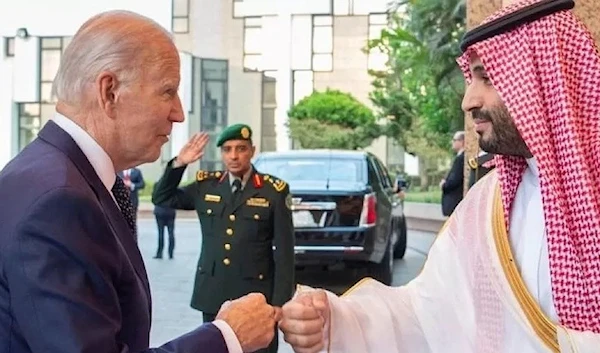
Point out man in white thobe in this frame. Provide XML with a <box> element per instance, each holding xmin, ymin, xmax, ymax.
<box><xmin>278</xmin><ymin>0</ymin><xmax>600</xmax><ymax>352</ymax></box>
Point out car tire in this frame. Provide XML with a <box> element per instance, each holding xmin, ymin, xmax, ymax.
<box><xmin>369</xmin><ymin>240</ymin><xmax>393</xmax><ymax>285</ymax></box>
<box><xmin>393</xmin><ymin>218</ymin><xmax>407</xmax><ymax>259</ymax></box>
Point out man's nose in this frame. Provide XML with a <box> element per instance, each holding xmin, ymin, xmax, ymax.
<box><xmin>461</xmin><ymin>84</ymin><xmax>483</xmax><ymax>113</ymax></box>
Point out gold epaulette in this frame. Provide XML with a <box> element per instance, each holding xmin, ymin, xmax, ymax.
<box><xmin>262</xmin><ymin>174</ymin><xmax>287</xmax><ymax>192</ymax></box>
<box><xmin>196</xmin><ymin>170</ymin><xmax>223</xmax><ymax>182</ymax></box>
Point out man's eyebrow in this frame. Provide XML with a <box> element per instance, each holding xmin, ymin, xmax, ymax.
<box><xmin>472</xmin><ymin>65</ymin><xmax>486</xmax><ymax>74</ymax></box>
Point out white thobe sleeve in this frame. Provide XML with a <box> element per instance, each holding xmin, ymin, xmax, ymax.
<box><xmin>319</xmin><ymin>228</ymin><xmax>474</xmax><ymax>353</ymax></box>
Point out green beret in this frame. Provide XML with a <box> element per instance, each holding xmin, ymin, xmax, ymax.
<box><xmin>216</xmin><ymin>123</ymin><xmax>253</xmax><ymax>147</ymax></box>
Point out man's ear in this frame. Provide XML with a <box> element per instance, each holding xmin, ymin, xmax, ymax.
<box><xmin>96</xmin><ymin>71</ymin><xmax>120</xmax><ymax>119</ymax></box>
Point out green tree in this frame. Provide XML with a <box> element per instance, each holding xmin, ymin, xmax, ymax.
<box><xmin>368</xmin><ymin>0</ymin><xmax>466</xmax><ymax>151</ymax></box>
<box><xmin>287</xmin><ymin>89</ymin><xmax>381</xmax><ymax>150</ymax></box>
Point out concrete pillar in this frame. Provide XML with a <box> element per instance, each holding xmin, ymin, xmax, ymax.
<box><xmin>274</xmin><ymin>0</ymin><xmax>293</xmax><ymax>152</ymax></box>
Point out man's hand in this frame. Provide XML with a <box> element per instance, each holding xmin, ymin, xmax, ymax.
<box><xmin>173</xmin><ymin>132</ymin><xmax>210</xmax><ymax>168</ymax></box>
<box><xmin>439</xmin><ymin>179</ymin><xmax>446</xmax><ymax>188</ymax></box>
<box><xmin>280</xmin><ymin>290</ymin><xmax>329</xmax><ymax>353</ymax></box>
<box><xmin>216</xmin><ymin>293</ymin><xmax>282</xmax><ymax>353</ymax></box>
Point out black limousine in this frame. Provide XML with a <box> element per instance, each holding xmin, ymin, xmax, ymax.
<box><xmin>253</xmin><ymin>149</ymin><xmax>407</xmax><ymax>285</ymax></box>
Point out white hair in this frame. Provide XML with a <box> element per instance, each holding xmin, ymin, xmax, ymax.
<box><xmin>52</xmin><ymin>10</ymin><xmax>174</xmax><ymax>104</ymax></box>
<box><xmin>454</xmin><ymin>131</ymin><xmax>465</xmax><ymax>141</ymax></box>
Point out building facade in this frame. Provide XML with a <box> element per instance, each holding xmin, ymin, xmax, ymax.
<box><xmin>0</xmin><ymin>0</ymin><xmax>407</xmax><ymax>182</ymax></box>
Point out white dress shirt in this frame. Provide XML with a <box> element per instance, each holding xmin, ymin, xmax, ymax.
<box><xmin>51</xmin><ymin>112</ymin><xmax>243</xmax><ymax>353</ymax></box>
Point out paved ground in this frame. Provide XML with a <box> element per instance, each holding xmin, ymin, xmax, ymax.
<box><xmin>137</xmin><ymin>217</ymin><xmax>436</xmax><ymax>352</ymax></box>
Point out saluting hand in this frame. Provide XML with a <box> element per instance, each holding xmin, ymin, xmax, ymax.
<box><xmin>174</xmin><ymin>132</ymin><xmax>210</xmax><ymax>168</ymax></box>
<box><xmin>280</xmin><ymin>290</ymin><xmax>329</xmax><ymax>353</ymax></box>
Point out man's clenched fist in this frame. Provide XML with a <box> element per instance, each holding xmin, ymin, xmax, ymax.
<box><xmin>216</xmin><ymin>293</ymin><xmax>282</xmax><ymax>352</ymax></box>
<box><xmin>280</xmin><ymin>290</ymin><xmax>329</xmax><ymax>353</ymax></box>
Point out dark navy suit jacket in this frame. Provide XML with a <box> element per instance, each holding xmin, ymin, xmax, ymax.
<box><xmin>0</xmin><ymin>121</ymin><xmax>228</xmax><ymax>353</ymax></box>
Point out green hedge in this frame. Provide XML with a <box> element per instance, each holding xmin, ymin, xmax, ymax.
<box><xmin>404</xmin><ymin>190</ymin><xmax>442</xmax><ymax>204</ymax></box>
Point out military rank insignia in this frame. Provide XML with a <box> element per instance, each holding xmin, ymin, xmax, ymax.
<box><xmin>263</xmin><ymin>174</ymin><xmax>287</xmax><ymax>192</ymax></box>
<box><xmin>196</xmin><ymin>170</ymin><xmax>223</xmax><ymax>182</ymax></box>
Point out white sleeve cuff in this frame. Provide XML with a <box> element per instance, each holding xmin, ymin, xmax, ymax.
<box><xmin>212</xmin><ymin>319</ymin><xmax>243</xmax><ymax>353</ymax></box>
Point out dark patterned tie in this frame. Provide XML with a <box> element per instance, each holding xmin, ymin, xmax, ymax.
<box><xmin>112</xmin><ymin>176</ymin><xmax>137</xmax><ymax>238</ymax></box>
<box><xmin>232</xmin><ymin>179</ymin><xmax>242</xmax><ymax>204</ymax></box>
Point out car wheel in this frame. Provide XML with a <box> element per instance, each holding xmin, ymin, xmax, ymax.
<box><xmin>369</xmin><ymin>240</ymin><xmax>393</xmax><ymax>285</ymax></box>
<box><xmin>393</xmin><ymin>218</ymin><xmax>407</xmax><ymax>259</ymax></box>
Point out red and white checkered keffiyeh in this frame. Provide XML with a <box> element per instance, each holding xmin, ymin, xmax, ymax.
<box><xmin>457</xmin><ymin>0</ymin><xmax>600</xmax><ymax>333</ymax></box>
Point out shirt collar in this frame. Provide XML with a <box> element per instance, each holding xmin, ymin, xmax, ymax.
<box><xmin>51</xmin><ymin>112</ymin><xmax>116</xmax><ymax>193</ymax></box>
<box><xmin>228</xmin><ymin>167</ymin><xmax>253</xmax><ymax>189</ymax></box>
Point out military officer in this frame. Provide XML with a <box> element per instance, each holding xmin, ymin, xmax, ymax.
<box><xmin>152</xmin><ymin>123</ymin><xmax>295</xmax><ymax>353</ymax></box>
<box><xmin>468</xmin><ymin>151</ymin><xmax>496</xmax><ymax>188</ymax></box>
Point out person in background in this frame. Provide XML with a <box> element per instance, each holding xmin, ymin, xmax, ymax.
<box><xmin>440</xmin><ymin>131</ymin><xmax>465</xmax><ymax>216</ymax></box>
<box><xmin>152</xmin><ymin>124</ymin><xmax>295</xmax><ymax>353</ymax></box>
<box><xmin>118</xmin><ymin>166</ymin><xmax>145</xmax><ymax>231</ymax></box>
<box><xmin>153</xmin><ymin>202</ymin><xmax>177</xmax><ymax>259</ymax></box>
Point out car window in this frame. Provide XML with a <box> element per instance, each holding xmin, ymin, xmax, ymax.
<box><xmin>370</xmin><ymin>156</ymin><xmax>391</xmax><ymax>189</ymax></box>
<box><xmin>375</xmin><ymin>158</ymin><xmax>394</xmax><ymax>188</ymax></box>
<box><xmin>367</xmin><ymin>156</ymin><xmax>384</xmax><ymax>189</ymax></box>
<box><xmin>254</xmin><ymin>157</ymin><xmax>366</xmax><ymax>183</ymax></box>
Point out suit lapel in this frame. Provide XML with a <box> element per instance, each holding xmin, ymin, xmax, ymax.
<box><xmin>38</xmin><ymin>121</ymin><xmax>152</xmax><ymax>313</ymax></box>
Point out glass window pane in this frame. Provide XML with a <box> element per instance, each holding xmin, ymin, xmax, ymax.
<box><xmin>313</xmin><ymin>54</ymin><xmax>333</xmax><ymax>71</ymax></box>
<box><xmin>20</xmin><ymin>103</ymin><xmax>40</xmax><ymax>116</ymax></box>
<box><xmin>313</xmin><ymin>16</ymin><xmax>333</xmax><ymax>26</ymax></box>
<box><xmin>202</xmin><ymin>81</ymin><xmax>226</xmax><ymax>107</ymax></box>
<box><xmin>202</xmin><ymin>60</ymin><xmax>227</xmax><ymax>80</ymax></box>
<box><xmin>41</xmin><ymin>37</ymin><xmax>62</xmax><ymax>49</ymax></box>
<box><xmin>173</xmin><ymin>0</ymin><xmax>189</xmax><ymax>17</ymax></box>
<box><xmin>201</xmin><ymin>107</ymin><xmax>227</xmax><ymax>126</ymax></box>
<box><xmin>40</xmin><ymin>82</ymin><xmax>54</xmax><ymax>103</ymax></box>
<box><xmin>313</xmin><ymin>26</ymin><xmax>333</xmax><ymax>54</ymax></box>
<box><xmin>244</xmin><ymin>27</ymin><xmax>262</xmax><ymax>54</ymax></box>
<box><xmin>172</xmin><ymin>18</ymin><xmax>189</xmax><ymax>33</ymax></box>
<box><xmin>41</xmin><ymin>49</ymin><xmax>61</xmax><ymax>81</ymax></box>
<box><xmin>244</xmin><ymin>54</ymin><xmax>262</xmax><ymax>71</ymax></box>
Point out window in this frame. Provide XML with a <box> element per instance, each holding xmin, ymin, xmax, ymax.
<box><xmin>18</xmin><ymin>103</ymin><xmax>41</xmax><ymax>151</ymax></box>
<box><xmin>172</xmin><ymin>0</ymin><xmax>190</xmax><ymax>33</ymax></box>
<box><xmin>4</xmin><ymin>37</ymin><xmax>15</xmax><ymax>57</ymax></box>
<box><xmin>261</xmin><ymin>71</ymin><xmax>277</xmax><ymax>152</ymax></box>
<box><xmin>368</xmin><ymin>13</ymin><xmax>388</xmax><ymax>71</ymax></box>
<box><xmin>312</xmin><ymin>15</ymin><xmax>333</xmax><ymax>72</ymax></box>
<box><xmin>40</xmin><ymin>37</ymin><xmax>66</xmax><ymax>103</ymax></box>
<box><xmin>243</xmin><ymin>17</ymin><xmax>262</xmax><ymax>71</ymax></box>
<box><xmin>254</xmin><ymin>157</ymin><xmax>367</xmax><ymax>183</ymax></box>
<box><xmin>200</xmin><ymin>59</ymin><xmax>228</xmax><ymax>170</ymax></box>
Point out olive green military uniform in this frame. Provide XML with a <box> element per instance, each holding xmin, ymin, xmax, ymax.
<box><xmin>152</xmin><ymin>124</ymin><xmax>295</xmax><ymax>353</ymax></box>
<box><xmin>468</xmin><ymin>152</ymin><xmax>496</xmax><ymax>188</ymax></box>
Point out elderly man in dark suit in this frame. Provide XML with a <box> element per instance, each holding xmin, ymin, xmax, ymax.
<box><xmin>440</xmin><ymin>131</ymin><xmax>465</xmax><ymax>216</ymax></box>
<box><xmin>0</xmin><ymin>10</ymin><xmax>279</xmax><ymax>353</ymax></box>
